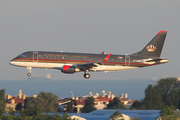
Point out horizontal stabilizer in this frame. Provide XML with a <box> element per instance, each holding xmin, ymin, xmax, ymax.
<box><xmin>145</xmin><ymin>58</ymin><xmax>169</xmax><ymax>64</ymax></box>
<box><xmin>145</xmin><ymin>58</ymin><xmax>166</xmax><ymax>62</ymax></box>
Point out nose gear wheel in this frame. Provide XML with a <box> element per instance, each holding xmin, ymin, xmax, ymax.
<box><xmin>84</xmin><ymin>73</ymin><xmax>90</xmax><ymax>79</ymax></box>
<box><xmin>27</xmin><ymin>67</ymin><xmax>32</xmax><ymax>77</ymax></box>
<box><xmin>84</xmin><ymin>70</ymin><xmax>90</xmax><ymax>79</ymax></box>
<box><xmin>27</xmin><ymin>73</ymin><xmax>31</xmax><ymax>77</ymax></box>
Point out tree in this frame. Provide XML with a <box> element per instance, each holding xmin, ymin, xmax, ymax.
<box><xmin>0</xmin><ymin>89</ymin><xmax>6</xmax><ymax>117</ymax></box>
<box><xmin>24</xmin><ymin>92</ymin><xmax>59</xmax><ymax>113</ymax></box>
<box><xmin>1</xmin><ymin>112</ymin><xmax>76</xmax><ymax>120</ymax></box>
<box><xmin>144</xmin><ymin>85</ymin><xmax>165</xmax><ymax>109</ymax></box>
<box><xmin>133</xmin><ymin>77</ymin><xmax>180</xmax><ymax>110</ymax></box>
<box><xmin>130</xmin><ymin>116</ymin><xmax>142</xmax><ymax>120</ymax></box>
<box><xmin>15</xmin><ymin>103</ymin><xmax>23</xmax><ymax>111</ymax></box>
<box><xmin>66</xmin><ymin>101</ymin><xmax>73</xmax><ymax>113</ymax></box>
<box><xmin>2</xmin><ymin>114</ymin><xmax>15</xmax><ymax>120</ymax></box>
<box><xmin>157</xmin><ymin>77</ymin><xmax>180</xmax><ymax>106</ymax></box>
<box><xmin>110</xmin><ymin>110</ymin><xmax>124</xmax><ymax>120</ymax></box>
<box><xmin>81</xmin><ymin>97</ymin><xmax>96</xmax><ymax>113</ymax></box>
<box><xmin>158</xmin><ymin>106</ymin><xmax>177</xmax><ymax>120</ymax></box>
<box><xmin>165</xmin><ymin>88</ymin><xmax>180</xmax><ymax>109</ymax></box>
<box><xmin>107</xmin><ymin>97</ymin><xmax>127</xmax><ymax>109</ymax></box>
<box><xmin>157</xmin><ymin>77</ymin><xmax>179</xmax><ymax>100</ymax></box>
<box><xmin>85</xmin><ymin>97</ymin><xmax>95</xmax><ymax>106</ymax></box>
<box><xmin>131</xmin><ymin>100</ymin><xmax>146</xmax><ymax>110</ymax></box>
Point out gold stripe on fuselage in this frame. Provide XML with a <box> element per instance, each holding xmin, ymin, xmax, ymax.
<box><xmin>12</xmin><ymin>59</ymin><xmax>150</xmax><ymax>67</ymax></box>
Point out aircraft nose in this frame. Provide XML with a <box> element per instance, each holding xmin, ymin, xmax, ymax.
<box><xmin>9</xmin><ymin>59</ymin><xmax>15</xmax><ymax>65</ymax></box>
<box><xmin>9</xmin><ymin>60</ymin><xmax>13</xmax><ymax>65</ymax></box>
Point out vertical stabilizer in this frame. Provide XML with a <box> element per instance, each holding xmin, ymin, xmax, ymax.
<box><xmin>131</xmin><ymin>31</ymin><xmax>167</xmax><ymax>58</ymax></box>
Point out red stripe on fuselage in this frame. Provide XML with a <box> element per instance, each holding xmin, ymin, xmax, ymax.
<box><xmin>13</xmin><ymin>58</ymin><xmax>155</xmax><ymax>67</ymax></box>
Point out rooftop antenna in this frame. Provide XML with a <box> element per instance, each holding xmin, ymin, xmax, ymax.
<box><xmin>70</xmin><ymin>91</ymin><xmax>74</xmax><ymax>99</ymax></box>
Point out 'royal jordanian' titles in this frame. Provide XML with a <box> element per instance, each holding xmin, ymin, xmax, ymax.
<box><xmin>10</xmin><ymin>31</ymin><xmax>169</xmax><ymax>79</ymax></box>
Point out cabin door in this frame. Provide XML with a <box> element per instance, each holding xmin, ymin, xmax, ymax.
<box><xmin>33</xmin><ymin>52</ymin><xmax>38</xmax><ymax>62</ymax></box>
<box><xmin>125</xmin><ymin>56</ymin><xmax>130</xmax><ymax>66</ymax></box>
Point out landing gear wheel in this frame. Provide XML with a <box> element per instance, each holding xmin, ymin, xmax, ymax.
<box><xmin>84</xmin><ymin>73</ymin><xmax>90</xmax><ymax>79</ymax></box>
<box><xmin>27</xmin><ymin>73</ymin><xmax>31</xmax><ymax>77</ymax></box>
<box><xmin>27</xmin><ymin>67</ymin><xmax>32</xmax><ymax>77</ymax></box>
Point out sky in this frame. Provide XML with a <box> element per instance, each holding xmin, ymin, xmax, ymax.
<box><xmin>0</xmin><ymin>0</ymin><xmax>180</xmax><ymax>80</ymax></box>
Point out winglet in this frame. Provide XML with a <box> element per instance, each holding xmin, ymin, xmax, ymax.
<box><xmin>103</xmin><ymin>53</ymin><xmax>111</xmax><ymax>61</ymax></box>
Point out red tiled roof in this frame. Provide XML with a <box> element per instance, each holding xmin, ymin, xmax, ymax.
<box><xmin>121</xmin><ymin>98</ymin><xmax>129</xmax><ymax>101</ymax></box>
<box><xmin>94</xmin><ymin>96</ymin><xmax>113</xmax><ymax>102</ymax></box>
<box><xmin>59</xmin><ymin>98</ymin><xmax>72</xmax><ymax>103</ymax></box>
<box><xmin>7</xmin><ymin>97</ymin><xmax>25</xmax><ymax>104</ymax></box>
<box><xmin>75</xmin><ymin>98</ymin><xmax>85</xmax><ymax>105</ymax></box>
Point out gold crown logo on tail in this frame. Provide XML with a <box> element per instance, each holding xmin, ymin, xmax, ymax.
<box><xmin>146</xmin><ymin>44</ymin><xmax>156</xmax><ymax>52</ymax></box>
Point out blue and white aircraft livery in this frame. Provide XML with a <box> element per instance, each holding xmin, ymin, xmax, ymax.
<box><xmin>10</xmin><ymin>31</ymin><xmax>169</xmax><ymax>79</ymax></box>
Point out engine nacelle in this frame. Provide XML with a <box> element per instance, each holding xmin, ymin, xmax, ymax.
<box><xmin>61</xmin><ymin>65</ymin><xmax>80</xmax><ymax>74</ymax></box>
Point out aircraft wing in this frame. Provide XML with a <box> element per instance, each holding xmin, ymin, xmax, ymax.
<box><xmin>75</xmin><ymin>53</ymin><xmax>111</xmax><ymax>70</ymax></box>
<box><xmin>55</xmin><ymin>53</ymin><xmax>111</xmax><ymax>71</ymax></box>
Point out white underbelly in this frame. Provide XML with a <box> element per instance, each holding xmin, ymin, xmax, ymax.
<box><xmin>10</xmin><ymin>61</ymin><xmax>138</xmax><ymax>72</ymax></box>
<box><xmin>10</xmin><ymin>61</ymin><xmax>71</xmax><ymax>69</ymax></box>
<box><xmin>90</xmin><ymin>65</ymin><xmax>138</xmax><ymax>71</ymax></box>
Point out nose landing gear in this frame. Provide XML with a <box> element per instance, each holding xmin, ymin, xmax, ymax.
<box><xmin>84</xmin><ymin>70</ymin><xmax>90</xmax><ymax>79</ymax></box>
<box><xmin>27</xmin><ymin>67</ymin><xmax>32</xmax><ymax>77</ymax></box>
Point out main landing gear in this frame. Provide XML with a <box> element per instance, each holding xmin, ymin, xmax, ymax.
<box><xmin>27</xmin><ymin>67</ymin><xmax>32</xmax><ymax>77</ymax></box>
<box><xmin>84</xmin><ymin>70</ymin><xmax>90</xmax><ymax>79</ymax></box>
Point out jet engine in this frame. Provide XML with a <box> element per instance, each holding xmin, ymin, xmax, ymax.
<box><xmin>61</xmin><ymin>65</ymin><xmax>80</xmax><ymax>74</ymax></box>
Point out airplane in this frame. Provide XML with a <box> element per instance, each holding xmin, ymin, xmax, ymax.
<box><xmin>10</xmin><ymin>31</ymin><xmax>169</xmax><ymax>79</ymax></box>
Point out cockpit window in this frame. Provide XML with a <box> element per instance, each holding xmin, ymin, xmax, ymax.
<box><xmin>22</xmin><ymin>54</ymin><xmax>26</xmax><ymax>57</ymax></box>
<box><xmin>18</xmin><ymin>53</ymin><xmax>26</xmax><ymax>58</ymax></box>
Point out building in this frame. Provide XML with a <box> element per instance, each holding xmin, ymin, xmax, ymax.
<box><xmin>58</xmin><ymin>98</ymin><xmax>72</xmax><ymax>111</ymax></box>
<box><xmin>94</xmin><ymin>96</ymin><xmax>113</xmax><ymax>110</ymax></box>
<box><xmin>58</xmin><ymin>91</ymin><xmax>136</xmax><ymax>113</ymax></box>
<box><xmin>74</xmin><ymin>97</ymin><xmax>86</xmax><ymax>113</ymax></box>
<box><xmin>6</xmin><ymin>90</ymin><xmax>28</xmax><ymax>111</ymax></box>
